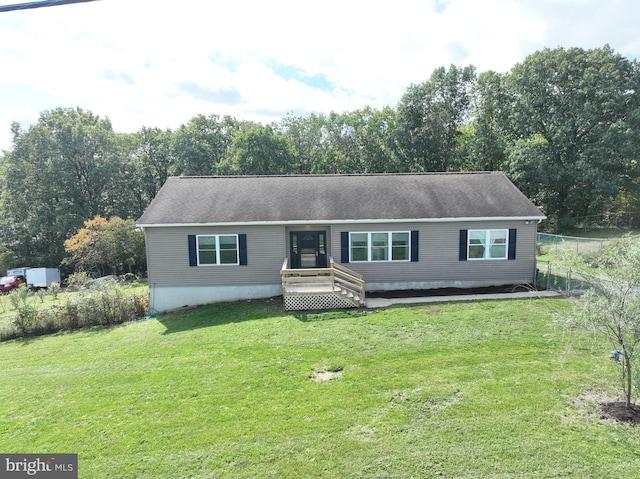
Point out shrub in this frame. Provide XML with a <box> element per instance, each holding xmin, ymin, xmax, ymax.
<box><xmin>35</xmin><ymin>288</ymin><xmax>47</xmax><ymax>303</ymax></box>
<box><xmin>66</xmin><ymin>272</ymin><xmax>92</xmax><ymax>290</ymax></box>
<box><xmin>9</xmin><ymin>284</ymin><xmax>33</xmax><ymax>311</ymax></box>
<box><xmin>12</xmin><ymin>303</ymin><xmax>43</xmax><ymax>337</ymax></box>
<box><xmin>0</xmin><ymin>280</ymin><xmax>148</xmax><ymax>341</ymax></box>
<box><xmin>48</xmin><ymin>282</ymin><xmax>61</xmax><ymax>300</ymax></box>
<box><xmin>0</xmin><ymin>293</ymin><xmax>9</xmax><ymax>314</ymax></box>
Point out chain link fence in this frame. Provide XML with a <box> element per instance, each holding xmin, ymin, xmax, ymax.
<box><xmin>536</xmin><ymin>261</ymin><xmax>593</xmax><ymax>295</ymax></box>
<box><xmin>537</xmin><ymin>233</ymin><xmax>613</xmax><ymax>256</ymax></box>
<box><xmin>535</xmin><ymin>232</ymin><xmax>614</xmax><ymax>294</ymax></box>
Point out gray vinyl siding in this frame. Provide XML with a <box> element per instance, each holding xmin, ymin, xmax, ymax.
<box><xmin>331</xmin><ymin>221</ymin><xmax>537</xmax><ymax>286</ymax></box>
<box><xmin>145</xmin><ymin>225</ymin><xmax>286</xmax><ymax>288</ymax></box>
<box><xmin>144</xmin><ymin>220</ymin><xmax>537</xmax><ymax>291</ymax></box>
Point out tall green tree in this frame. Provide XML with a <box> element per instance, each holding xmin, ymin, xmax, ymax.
<box><xmin>132</xmin><ymin>127</ymin><xmax>176</xmax><ymax>204</ymax></box>
<box><xmin>308</xmin><ymin>111</ymin><xmax>355</xmax><ymax>173</ymax></box>
<box><xmin>106</xmin><ymin>132</ymin><xmax>149</xmax><ymax>220</ymax></box>
<box><xmin>503</xmin><ymin>45</ymin><xmax>640</xmax><ymax>220</ymax></box>
<box><xmin>222</xmin><ymin>124</ymin><xmax>297</xmax><ymax>175</ymax></box>
<box><xmin>323</xmin><ymin>107</ymin><xmax>399</xmax><ymax>173</ymax></box>
<box><xmin>278</xmin><ymin>113</ymin><xmax>325</xmax><ymax>174</ymax></box>
<box><xmin>0</xmin><ymin>107</ymin><xmax>121</xmax><ymax>267</ymax></box>
<box><xmin>172</xmin><ymin>114</ymin><xmax>240</xmax><ymax>175</ymax></box>
<box><xmin>355</xmin><ymin>106</ymin><xmax>400</xmax><ymax>173</ymax></box>
<box><xmin>463</xmin><ymin>70</ymin><xmax>510</xmax><ymax>171</ymax></box>
<box><xmin>396</xmin><ymin>65</ymin><xmax>477</xmax><ymax>172</ymax></box>
<box><xmin>285</xmin><ymin>107</ymin><xmax>399</xmax><ymax>174</ymax></box>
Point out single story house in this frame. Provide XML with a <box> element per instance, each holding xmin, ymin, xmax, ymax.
<box><xmin>137</xmin><ymin>172</ymin><xmax>545</xmax><ymax>312</ymax></box>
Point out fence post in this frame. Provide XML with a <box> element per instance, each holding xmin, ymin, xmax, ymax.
<box><xmin>567</xmin><ymin>267</ymin><xmax>572</xmax><ymax>294</ymax></box>
<box><xmin>546</xmin><ymin>263</ymin><xmax>551</xmax><ymax>290</ymax></box>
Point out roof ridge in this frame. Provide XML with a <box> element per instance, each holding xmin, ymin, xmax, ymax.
<box><xmin>173</xmin><ymin>171</ymin><xmax>498</xmax><ymax>180</ymax></box>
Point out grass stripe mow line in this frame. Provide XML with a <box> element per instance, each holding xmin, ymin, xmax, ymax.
<box><xmin>0</xmin><ymin>298</ymin><xmax>637</xmax><ymax>478</ymax></box>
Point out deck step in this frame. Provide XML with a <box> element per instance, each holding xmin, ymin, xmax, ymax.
<box><xmin>337</xmin><ymin>288</ymin><xmax>364</xmax><ymax>305</ymax></box>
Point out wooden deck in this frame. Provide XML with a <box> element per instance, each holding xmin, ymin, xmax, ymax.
<box><xmin>285</xmin><ymin>282</ymin><xmax>334</xmax><ymax>294</ymax></box>
<box><xmin>281</xmin><ymin>258</ymin><xmax>365</xmax><ymax>310</ymax></box>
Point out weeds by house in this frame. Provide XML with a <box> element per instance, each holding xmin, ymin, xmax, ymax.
<box><xmin>0</xmin><ymin>280</ymin><xmax>148</xmax><ymax>341</ymax></box>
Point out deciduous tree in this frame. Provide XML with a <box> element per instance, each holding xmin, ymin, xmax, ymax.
<box><xmin>63</xmin><ymin>216</ymin><xmax>146</xmax><ymax>277</ymax></box>
<box><xmin>222</xmin><ymin>124</ymin><xmax>296</xmax><ymax>175</ymax></box>
<box><xmin>504</xmin><ymin>45</ymin><xmax>640</xmax><ymax>219</ymax></box>
<box><xmin>396</xmin><ymin>65</ymin><xmax>476</xmax><ymax>172</ymax></box>
<box><xmin>570</xmin><ymin>237</ymin><xmax>640</xmax><ymax>411</ymax></box>
<box><xmin>464</xmin><ymin>71</ymin><xmax>510</xmax><ymax>171</ymax></box>
<box><xmin>0</xmin><ymin>107</ymin><xmax>121</xmax><ymax>267</ymax></box>
<box><xmin>172</xmin><ymin>114</ymin><xmax>240</xmax><ymax>175</ymax></box>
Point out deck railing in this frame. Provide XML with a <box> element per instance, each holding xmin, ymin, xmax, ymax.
<box><xmin>281</xmin><ymin>257</ymin><xmax>365</xmax><ymax>307</ymax></box>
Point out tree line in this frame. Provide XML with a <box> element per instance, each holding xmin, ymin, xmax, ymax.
<box><xmin>1</xmin><ymin>44</ymin><xmax>639</xmax><ymax>274</ymax></box>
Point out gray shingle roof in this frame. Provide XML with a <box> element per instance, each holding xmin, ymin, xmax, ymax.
<box><xmin>137</xmin><ymin>172</ymin><xmax>545</xmax><ymax>226</ymax></box>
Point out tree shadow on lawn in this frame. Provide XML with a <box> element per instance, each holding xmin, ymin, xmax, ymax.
<box><xmin>158</xmin><ymin>296</ymin><xmax>289</xmax><ymax>334</ymax></box>
<box><xmin>6</xmin><ymin>321</ymin><xmax>128</xmax><ymax>346</ymax></box>
<box><xmin>293</xmin><ymin>309</ymin><xmax>372</xmax><ymax>322</ymax></box>
<box><xmin>159</xmin><ymin>297</ymin><xmax>375</xmax><ymax>334</ymax></box>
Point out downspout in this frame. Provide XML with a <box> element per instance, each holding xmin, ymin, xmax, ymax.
<box><xmin>534</xmin><ymin>218</ymin><xmax>543</xmax><ymax>288</ymax></box>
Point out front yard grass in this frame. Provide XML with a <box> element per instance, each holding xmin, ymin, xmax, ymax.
<box><xmin>0</xmin><ymin>297</ymin><xmax>636</xmax><ymax>478</ymax></box>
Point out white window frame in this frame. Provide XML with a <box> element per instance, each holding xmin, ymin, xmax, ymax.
<box><xmin>349</xmin><ymin>231</ymin><xmax>411</xmax><ymax>262</ymax></box>
<box><xmin>468</xmin><ymin>229</ymin><xmax>508</xmax><ymax>260</ymax></box>
<box><xmin>196</xmin><ymin>234</ymin><xmax>239</xmax><ymax>266</ymax></box>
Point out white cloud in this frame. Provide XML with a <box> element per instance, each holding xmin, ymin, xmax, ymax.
<box><xmin>0</xmin><ymin>0</ymin><xmax>638</xmax><ymax>152</ymax></box>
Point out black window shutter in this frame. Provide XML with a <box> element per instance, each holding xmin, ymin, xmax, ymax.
<box><xmin>340</xmin><ymin>232</ymin><xmax>349</xmax><ymax>263</ymax></box>
<box><xmin>459</xmin><ymin>230</ymin><xmax>468</xmax><ymax>261</ymax></box>
<box><xmin>411</xmin><ymin>230</ymin><xmax>419</xmax><ymax>262</ymax></box>
<box><xmin>508</xmin><ymin>228</ymin><xmax>517</xmax><ymax>260</ymax></box>
<box><xmin>239</xmin><ymin>234</ymin><xmax>248</xmax><ymax>265</ymax></box>
<box><xmin>188</xmin><ymin>235</ymin><xmax>197</xmax><ymax>267</ymax></box>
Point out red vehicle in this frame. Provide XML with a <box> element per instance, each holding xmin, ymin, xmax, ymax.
<box><xmin>0</xmin><ymin>275</ymin><xmax>26</xmax><ymax>293</ymax></box>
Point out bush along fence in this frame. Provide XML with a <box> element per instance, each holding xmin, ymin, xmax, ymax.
<box><xmin>0</xmin><ymin>280</ymin><xmax>148</xmax><ymax>342</ymax></box>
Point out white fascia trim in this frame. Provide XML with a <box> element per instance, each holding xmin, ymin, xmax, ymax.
<box><xmin>137</xmin><ymin>216</ymin><xmax>546</xmax><ymax>229</ymax></box>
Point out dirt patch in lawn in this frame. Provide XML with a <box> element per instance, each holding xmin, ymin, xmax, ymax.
<box><xmin>601</xmin><ymin>402</ymin><xmax>640</xmax><ymax>425</ymax></box>
<box><xmin>310</xmin><ymin>371</ymin><xmax>343</xmax><ymax>381</ymax></box>
<box><xmin>575</xmin><ymin>390</ymin><xmax>640</xmax><ymax>425</ymax></box>
<box><xmin>310</xmin><ymin>366</ymin><xmax>344</xmax><ymax>381</ymax></box>
<box><xmin>366</xmin><ymin>284</ymin><xmax>536</xmax><ymax>299</ymax></box>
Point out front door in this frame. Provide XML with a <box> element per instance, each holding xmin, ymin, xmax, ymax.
<box><xmin>290</xmin><ymin>231</ymin><xmax>327</xmax><ymax>269</ymax></box>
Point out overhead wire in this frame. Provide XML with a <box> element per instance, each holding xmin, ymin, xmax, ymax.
<box><xmin>0</xmin><ymin>0</ymin><xmax>100</xmax><ymax>13</ymax></box>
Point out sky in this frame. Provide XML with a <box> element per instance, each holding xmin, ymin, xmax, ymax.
<box><xmin>0</xmin><ymin>0</ymin><xmax>639</xmax><ymax>153</ymax></box>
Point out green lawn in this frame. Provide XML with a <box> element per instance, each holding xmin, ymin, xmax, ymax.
<box><xmin>0</xmin><ymin>297</ymin><xmax>636</xmax><ymax>478</ymax></box>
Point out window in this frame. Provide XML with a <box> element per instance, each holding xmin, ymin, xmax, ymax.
<box><xmin>392</xmin><ymin>232</ymin><xmax>410</xmax><ymax>260</ymax></box>
<box><xmin>468</xmin><ymin>230</ymin><xmax>508</xmax><ymax>260</ymax></box>
<box><xmin>197</xmin><ymin>235</ymin><xmax>239</xmax><ymax>265</ymax></box>
<box><xmin>371</xmin><ymin>233</ymin><xmax>389</xmax><ymax>261</ymax></box>
<box><xmin>350</xmin><ymin>232</ymin><xmax>410</xmax><ymax>262</ymax></box>
<box><xmin>350</xmin><ymin>233</ymin><xmax>369</xmax><ymax>261</ymax></box>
